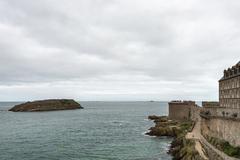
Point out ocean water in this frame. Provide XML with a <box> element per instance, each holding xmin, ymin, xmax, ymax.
<box><xmin>0</xmin><ymin>101</ymin><xmax>172</xmax><ymax>160</ymax></box>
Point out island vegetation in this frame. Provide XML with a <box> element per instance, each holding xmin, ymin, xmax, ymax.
<box><xmin>9</xmin><ymin>99</ymin><xmax>83</xmax><ymax>112</ymax></box>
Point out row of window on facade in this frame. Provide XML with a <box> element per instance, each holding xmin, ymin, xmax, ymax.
<box><xmin>220</xmin><ymin>99</ymin><xmax>240</xmax><ymax>108</ymax></box>
<box><xmin>219</xmin><ymin>89</ymin><xmax>240</xmax><ymax>98</ymax></box>
<box><xmin>219</xmin><ymin>77</ymin><xmax>240</xmax><ymax>90</ymax></box>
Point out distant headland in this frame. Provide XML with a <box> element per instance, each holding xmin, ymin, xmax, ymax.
<box><xmin>9</xmin><ymin>99</ymin><xmax>83</xmax><ymax>112</ymax></box>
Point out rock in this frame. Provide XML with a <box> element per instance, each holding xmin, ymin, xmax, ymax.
<box><xmin>169</xmin><ymin>136</ymin><xmax>204</xmax><ymax>160</ymax></box>
<box><xmin>146</xmin><ymin>126</ymin><xmax>179</xmax><ymax>137</ymax></box>
<box><xmin>148</xmin><ymin>115</ymin><xmax>168</xmax><ymax>123</ymax></box>
<box><xmin>9</xmin><ymin>99</ymin><xmax>83</xmax><ymax>112</ymax></box>
<box><xmin>146</xmin><ymin>115</ymin><xmax>204</xmax><ymax>159</ymax></box>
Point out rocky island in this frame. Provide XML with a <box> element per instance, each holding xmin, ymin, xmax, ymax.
<box><xmin>9</xmin><ymin>99</ymin><xmax>83</xmax><ymax>112</ymax></box>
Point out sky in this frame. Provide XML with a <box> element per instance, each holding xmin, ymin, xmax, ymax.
<box><xmin>0</xmin><ymin>0</ymin><xmax>239</xmax><ymax>101</ymax></box>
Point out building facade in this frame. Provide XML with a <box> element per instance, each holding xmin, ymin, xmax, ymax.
<box><xmin>200</xmin><ymin>61</ymin><xmax>240</xmax><ymax>147</ymax></box>
<box><xmin>219</xmin><ymin>62</ymin><xmax>240</xmax><ymax>109</ymax></box>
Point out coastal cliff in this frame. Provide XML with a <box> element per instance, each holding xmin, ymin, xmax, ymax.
<box><xmin>9</xmin><ymin>99</ymin><xmax>83</xmax><ymax>112</ymax></box>
<box><xmin>147</xmin><ymin>116</ymin><xmax>205</xmax><ymax>160</ymax></box>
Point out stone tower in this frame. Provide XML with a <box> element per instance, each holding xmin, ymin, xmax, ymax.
<box><xmin>168</xmin><ymin>101</ymin><xmax>199</xmax><ymax>121</ymax></box>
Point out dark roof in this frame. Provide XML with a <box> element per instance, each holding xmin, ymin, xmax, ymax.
<box><xmin>219</xmin><ymin>61</ymin><xmax>240</xmax><ymax>81</ymax></box>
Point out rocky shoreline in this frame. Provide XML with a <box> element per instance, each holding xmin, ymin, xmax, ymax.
<box><xmin>9</xmin><ymin>99</ymin><xmax>83</xmax><ymax>112</ymax></box>
<box><xmin>146</xmin><ymin>115</ymin><xmax>205</xmax><ymax>160</ymax></box>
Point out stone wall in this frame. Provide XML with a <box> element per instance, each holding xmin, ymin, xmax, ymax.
<box><xmin>202</xmin><ymin>101</ymin><xmax>220</xmax><ymax>108</ymax></box>
<box><xmin>202</xmin><ymin>107</ymin><xmax>240</xmax><ymax>119</ymax></box>
<box><xmin>168</xmin><ymin>101</ymin><xmax>199</xmax><ymax>121</ymax></box>
<box><xmin>201</xmin><ymin>140</ymin><xmax>224</xmax><ymax>160</ymax></box>
<box><xmin>190</xmin><ymin>104</ymin><xmax>201</xmax><ymax>121</ymax></box>
<box><xmin>201</xmin><ymin>117</ymin><xmax>240</xmax><ymax>147</ymax></box>
<box><xmin>200</xmin><ymin>135</ymin><xmax>238</xmax><ymax>160</ymax></box>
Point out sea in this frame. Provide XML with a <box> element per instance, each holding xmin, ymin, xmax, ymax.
<box><xmin>0</xmin><ymin>101</ymin><xmax>172</xmax><ymax>160</ymax></box>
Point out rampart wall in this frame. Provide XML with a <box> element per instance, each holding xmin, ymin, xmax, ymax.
<box><xmin>201</xmin><ymin>115</ymin><xmax>240</xmax><ymax>147</ymax></box>
<box><xmin>168</xmin><ymin>101</ymin><xmax>200</xmax><ymax>121</ymax></box>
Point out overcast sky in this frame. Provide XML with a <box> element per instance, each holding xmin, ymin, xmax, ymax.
<box><xmin>0</xmin><ymin>0</ymin><xmax>239</xmax><ymax>101</ymax></box>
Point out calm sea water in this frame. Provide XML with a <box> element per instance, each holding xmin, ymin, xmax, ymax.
<box><xmin>0</xmin><ymin>101</ymin><xmax>172</xmax><ymax>160</ymax></box>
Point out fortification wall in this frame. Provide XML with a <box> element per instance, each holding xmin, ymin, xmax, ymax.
<box><xmin>200</xmin><ymin>135</ymin><xmax>238</xmax><ymax>160</ymax></box>
<box><xmin>201</xmin><ymin>117</ymin><xmax>240</xmax><ymax>147</ymax></box>
<box><xmin>202</xmin><ymin>101</ymin><xmax>220</xmax><ymax>108</ymax></box>
<box><xmin>201</xmin><ymin>100</ymin><xmax>240</xmax><ymax>119</ymax></box>
<box><xmin>168</xmin><ymin>101</ymin><xmax>200</xmax><ymax>121</ymax></box>
<box><xmin>190</xmin><ymin>105</ymin><xmax>201</xmax><ymax>121</ymax></box>
<box><xmin>168</xmin><ymin>102</ymin><xmax>191</xmax><ymax>121</ymax></box>
<box><xmin>203</xmin><ymin>107</ymin><xmax>240</xmax><ymax>118</ymax></box>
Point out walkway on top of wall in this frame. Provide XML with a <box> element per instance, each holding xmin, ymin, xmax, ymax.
<box><xmin>186</xmin><ymin>119</ymin><xmax>208</xmax><ymax>160</ymax></box>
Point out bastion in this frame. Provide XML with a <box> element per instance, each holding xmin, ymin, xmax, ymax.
<box><xmin>168</xmin><ymin>100</ymin><xmax>200</xmax><ymax>121</ymax></box>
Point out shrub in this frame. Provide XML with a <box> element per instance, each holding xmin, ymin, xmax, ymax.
<box><xmin>206</xmin><ymin>136</ymin><xmax>240</xmax><ymax>158</ymax></box>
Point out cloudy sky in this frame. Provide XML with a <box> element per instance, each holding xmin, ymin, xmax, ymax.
<box><xmin>0</xmin><ymin>0</ymin><xmax>239</xmax><ymax>101</ymax></box>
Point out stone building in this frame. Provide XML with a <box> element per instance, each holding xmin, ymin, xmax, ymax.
<box><xmin>201</xmin><ymin>62</ymin><xmax>240</xmax><ymax>147</ymax></box>
<box><xmin>219</xmin><ymin>61</ymin><xmax>240</xmax><ymax>110</ymax></box>
<box><xmin>168</xmin><ymin>101</ymin><xmax>199</xmax><ymax>121</ymax></box>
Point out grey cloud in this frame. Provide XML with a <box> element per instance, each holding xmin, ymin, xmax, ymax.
<box><xmin>0</xmin><ymin>0</ymin><xmax>239</xmax><ymax>100</ymax></box>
